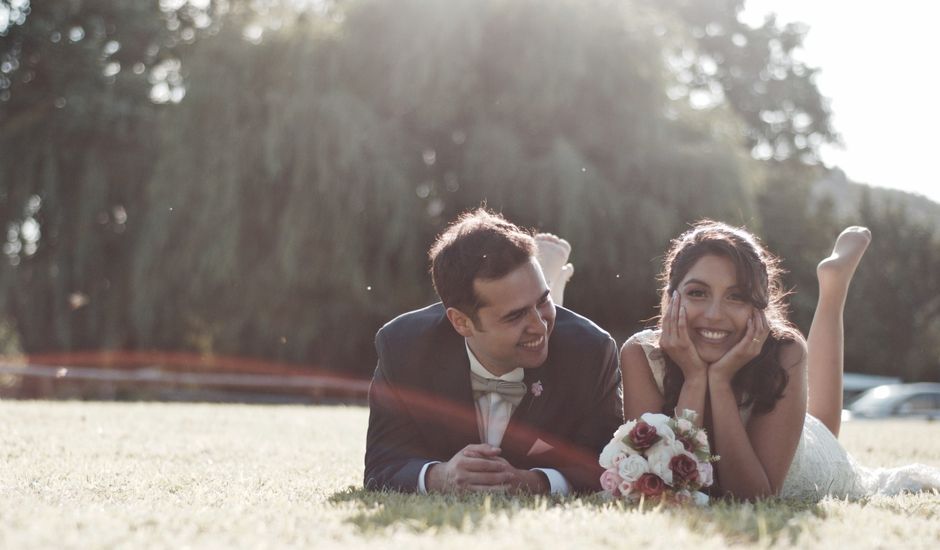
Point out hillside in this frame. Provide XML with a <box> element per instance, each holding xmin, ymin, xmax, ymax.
<box><xmin>813</xmin><ymin>169</ymin><xmax>940</xmax><ymax>223</ymax></box>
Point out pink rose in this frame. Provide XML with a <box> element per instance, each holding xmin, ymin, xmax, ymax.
<box><xmin>600</xmin><ymin>469</ymin><xmax>623</xmax><ymax>496</ymax></box>
<box><xmin>669</xmin><ymin>453</ymin><xmax>700</xmax><ymax>485</ymax></box>
<box><xmin>634</xmin><ymin>473</ymin><xmax>666</xmax><ymax>497</ymax></box>
<box><xmin>697</xmin><ymin>461</ymin><xmax>714</xmax><ymax>487</ymax></box>
<box><xmin>628</xmin><ymin>421</ymin><xmax>660</xmax><ymax>450</ymax></box>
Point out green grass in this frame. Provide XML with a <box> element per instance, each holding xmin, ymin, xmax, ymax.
<box><xmin>2</xmin><ymin>401</ymin><xmax>939</xmax><ymax>548</ymax></box>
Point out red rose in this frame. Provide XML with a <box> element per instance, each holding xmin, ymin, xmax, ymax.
<box><xmin>677</xmin><ymin>435</ymin><xmax>695</xmax><ymax>453</ymax></box>
<box><xmin>669</xmin><ymin>453</ymin><xmax>700</xmax><ymax>485</ymax></box>
<box><xmin>628</xmin><ymin>421</ymin><xmax>660</xmax><ymax>450</ymax></box>
<box><xmin>634</xmin><ymin>473</ymin><xmax>666</xmax><ymax>497</ymax></box>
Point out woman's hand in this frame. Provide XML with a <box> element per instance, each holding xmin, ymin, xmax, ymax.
<box><xmin>660</xmin><ymin>291</ymin><xmax>709</xmax><ymax>382</ymax></box>
<box><xmin>709</xmin><ymin>308</ymin><xmax>770</xmax><ymax>384</ymax></box>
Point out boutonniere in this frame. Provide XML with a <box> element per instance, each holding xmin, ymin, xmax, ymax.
<box><xmin>530</xmin><ymin>380</ymin><xmax>544</xmax><ymax>397</ymax></box>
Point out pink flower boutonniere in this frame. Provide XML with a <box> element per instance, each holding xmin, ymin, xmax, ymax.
<box><xmin>530</xmin><ymin>380</ymin><xmax>544</xmax><ymax>397</ymax></box>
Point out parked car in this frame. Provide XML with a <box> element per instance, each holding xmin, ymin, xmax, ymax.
<box><xmin>842</xmin><ymin>372</ymin><xmax>902</xmax><ymax>403</ymax></box>
<box><xmin>843</xmin><ymin>383</ymin><xmax>940</xmax><ymax>421</ymax></box>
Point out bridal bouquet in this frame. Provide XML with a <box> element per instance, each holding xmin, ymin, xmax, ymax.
<box><xmin>599</xmin><ymin>409</ymin><xmax>717</xmax><ymax>505</ymax></box>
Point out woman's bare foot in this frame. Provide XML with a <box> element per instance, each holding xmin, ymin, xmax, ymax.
<box><xmin>817</xmin><ymin>226</ymin><xmax>871</xmax><ymax>297</ymax></box>
<box><xmin>535</xmin><ymin>233</ymin><xmax>574</xmax><ymax>306</ymax></box>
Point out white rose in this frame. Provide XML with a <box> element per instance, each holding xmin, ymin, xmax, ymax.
<box><xmin>640</xmin><ymin>412</ymin><xmax>670</xmax><ymax>429</ymax></box>
<box><xmin>659</xmin><ymin>425</ymin><xmax>677</xmax><ymax>443</ymax></box>
<box><xmin>646</xmin><ymin>439</ymin><xmax>684</xmax><ymax>485</ymax></box>
<box><xmin>612</xmin><ymin>420</ymin><xmax>637</xmax><ymax>442</ymax></box>
<box><xmin>695</xmin><ymin>429</ymin><xmax>709</xmax><ymax>447</ymax></box>
<box><xmin>676</xmin><ymin>418</ymin><xmax>693</xmax><ymax>433</ymax></box>
<box><xmin>617</xmin><ymin>454</ymin><xmax>651</xmax><ymax>482</ymax></box>
<box><xmin>599</xmin><ymin>439</ymin><xmax>631</xmax><ymax>468</ymax></box>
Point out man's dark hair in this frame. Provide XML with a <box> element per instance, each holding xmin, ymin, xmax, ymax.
<box><xmin>429</xmin><ymin>208</ymin><xmax>536</xmax><ymax>318</ymax></box>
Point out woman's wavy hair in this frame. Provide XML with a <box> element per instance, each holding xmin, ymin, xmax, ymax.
<box><xmin>657</xmin><ymin>220</ymin><xmax>802</xmax><ymax>416</ymax></box>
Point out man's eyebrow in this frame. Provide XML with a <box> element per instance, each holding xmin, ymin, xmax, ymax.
<box><xmin>500</xmin><ymin>290</ymin><xmax>550</xmax><ymax>321</ymax></box>
<box><xmin>500</xmin><ymin>306</ymin><xmax>528</xmax><ymax>322</ymax></box>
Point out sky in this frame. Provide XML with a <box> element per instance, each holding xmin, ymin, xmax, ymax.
<box><xmin>742</xmin><ymin>1</ymin><xmax>940</xmax><ymax>204</ymax></box>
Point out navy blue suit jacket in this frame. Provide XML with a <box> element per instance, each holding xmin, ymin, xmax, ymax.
<box><xmin>364</xmin><ymin>303</ymin><xmax>623</xmax><ymax>493</ymax></box>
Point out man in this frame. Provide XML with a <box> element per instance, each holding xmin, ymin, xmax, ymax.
<box><xmin>364</xmin><ymin>209</ymin><xmax>623</xmax><ymax>494</ymax></box>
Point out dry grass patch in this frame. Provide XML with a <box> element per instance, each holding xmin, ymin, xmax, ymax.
<box><xmin>1</xmin><ymin>401</ymin><xmax>938</xmax><ymax>548</ymax></box>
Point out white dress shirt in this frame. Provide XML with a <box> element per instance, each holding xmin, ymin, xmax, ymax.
<box><xmin>468</xmin><ymin>345</ymin><xmax>523</xmax><ymax>447</ymax></box>
<box><xmin>416</xmin><ymin>342</ymin><xmax>570</xmax><ymax>495</ymax></box>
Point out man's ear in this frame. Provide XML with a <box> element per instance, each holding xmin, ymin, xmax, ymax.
<box><xmin>445</xmin><ymin>306</ymin><xmax>475</xmax><ymax>338</ymax></box>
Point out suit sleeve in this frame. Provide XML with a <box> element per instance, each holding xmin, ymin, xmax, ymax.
<box><xmin>363</xmin><ymin>331</ymin><xmax>433</xmax><ymax>492</ymax></box>
<box><xmin>558</xmin><ymin>335</ymin><xmax>624</xmax><ymax>492</ymax></box>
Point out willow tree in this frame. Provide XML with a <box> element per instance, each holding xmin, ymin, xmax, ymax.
<box><xmin>126</xmin><ymin>0</ymin><xmax>758</xmax><ymax>373</ymax></box>
<box><xmin>0</xmin><ymin>0</ymin><xmax>223</xmax><ymax>355</ymax></box>
<box><xmin>8</xmin><ymin>0</ymin><xmax>887</xmax><ymax>378</ymax></box>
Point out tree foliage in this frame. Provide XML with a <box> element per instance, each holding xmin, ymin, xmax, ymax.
<box><xmin>646</xmin><ymin>0</ymin><xmax>838</xmax><ymax>163</ymax></box>
<box><xmin>1</xmin><ymin>0</ymin><xmax>937</xmax><ymax>382</ymax></box>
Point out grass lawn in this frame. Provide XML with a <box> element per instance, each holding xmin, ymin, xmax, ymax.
<box><xmin>1</xmin><ymin>400</ymin><xmax>939</xmax><ymax>549</ymax></box>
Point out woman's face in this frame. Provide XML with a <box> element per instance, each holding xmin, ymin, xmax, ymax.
<box><xmin>675</xmin><ymin>254</ymin><xmax>755</xmax><ymax>364</ymax></box>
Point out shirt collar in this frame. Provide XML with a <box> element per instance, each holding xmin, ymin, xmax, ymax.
<box><xmin>465</xmin><ymin>340</ymin><xmax>524</xmax><ymax>382</ymax></box>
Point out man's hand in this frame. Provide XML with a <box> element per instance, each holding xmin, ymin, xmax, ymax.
<box><xmin>425</xmin><ymin>444</ymin><xmax>550</xmax><ymax>494</ymax></box>
<box><xmin>485</xmin><ymin>455</ymin><xmax>550</xmax><ymax>494</ymax></box>
<box><xmin>425</xmin><ymin>444</ymin><xmax>512</xmax><ymax>492</ymax></box>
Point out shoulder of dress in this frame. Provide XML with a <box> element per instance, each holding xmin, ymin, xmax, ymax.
<box><xmin>624</xmin><ymin>328</ymin><xmax>663</xmax><ymax>362</ymax></box>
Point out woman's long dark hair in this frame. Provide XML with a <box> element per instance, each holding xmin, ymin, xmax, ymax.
<box><xmin>658</xmin><ymin>221</ymin><xmax>803</xmax><ymax>416</ymax></box>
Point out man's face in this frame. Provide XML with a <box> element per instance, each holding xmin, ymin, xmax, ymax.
<box><xmin>458</xmin><ymin>257</ymin><xmax>556</xmax><ymax>376</ymax></box>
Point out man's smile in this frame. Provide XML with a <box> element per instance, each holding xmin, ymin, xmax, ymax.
<box><xmin>519</xmin><ymin>335</ymin><xmax>546</xmax><ymax>349</ymax></box>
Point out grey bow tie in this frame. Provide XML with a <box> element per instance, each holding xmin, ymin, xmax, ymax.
<box><xmin>470</xmin><ymin>370</ymin><xmax>526</xmax><ymax>406</ymax></box>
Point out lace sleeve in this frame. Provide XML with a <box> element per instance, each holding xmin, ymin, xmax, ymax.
<box><xmin>625</xmin><ymin>329</ymin><xmax>666</xmax><ymax>394</ymax></box>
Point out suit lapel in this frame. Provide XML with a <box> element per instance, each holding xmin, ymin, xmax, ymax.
<box><xmin>501</xmin><ymin>363</ymin><xmax>552</xmax><ymax>460</ymax></box>
<box><xmin>517</xmin><ymin>366</ymin><xmax>548</xmax><ymax>420</ymax></box>
<box><xmin>430</xmin><ymin>335</ymin><xmax>479</xmax><ymax>453</ymax></box>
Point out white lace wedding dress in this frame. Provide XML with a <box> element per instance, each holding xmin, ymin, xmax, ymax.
<box><xmin>628</xmin><ymin>329</ymin><xmax>940</xmax><ymax>500</ymax></box>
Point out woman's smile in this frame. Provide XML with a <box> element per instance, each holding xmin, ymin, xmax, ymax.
<box><xmin>678</xmin><ymin>254</ymin><xmax>754</xmax><ymax>362</ymax></box>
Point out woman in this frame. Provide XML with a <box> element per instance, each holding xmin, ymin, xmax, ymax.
<box><xmin>539</xmin><ymin>223</ymin><xmax>940</xmax><ymax>500</ymax></box>
<box><xmin>619</xmin><ymin>221</ymin><xmax>940</xmax><ymax>500</ymax></box>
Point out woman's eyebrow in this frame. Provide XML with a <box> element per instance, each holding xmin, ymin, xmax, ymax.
<box><xmin>683</xmin><ymin>279</ymin><xmax>742</xmax><ymax>290</ymax></box>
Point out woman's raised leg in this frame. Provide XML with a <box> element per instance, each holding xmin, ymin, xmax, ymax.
<box><xmin>807</xmin><ymin>226</ymin><xmax>871</xmax><ymax>437</ymax></box>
